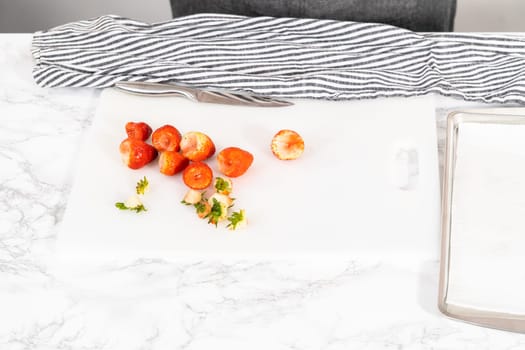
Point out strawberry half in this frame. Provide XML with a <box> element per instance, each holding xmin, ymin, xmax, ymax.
<box><xmin>119</xmin><ymin>138</ymin><xmax>158</xmax><ymax>169</ymax></box>
<box><xmin>151</xmin><ymin>125</ymin><xmax>182</xmax><ymax>152</ymax></box>
<box><xmin>180</xmin><ymin>131</ymin><xmax>215</xmax><ymax>161</ymax></box>
<box><xmin>182</xmin><ymin>162</ymin><xmax>213</xmax><ymax>190</ymax></box>
<box><xmin>271</xmin><ymin>129</ymin><xmax>305</xmax><ymax>160</ymax></box>
<box><xmin>125</xmin><ymin>122</ymin><xmax>152</xmax><ymax>141</ymax></box>
<box><xmin>217</xmin><ymin>147</ymin><xmax>253</xmax><ymax>178</ymax></box>
<box><xmin>159</xmin><ymin>151</ymin><xmax>189</xmax><ymax>176</ymax></box>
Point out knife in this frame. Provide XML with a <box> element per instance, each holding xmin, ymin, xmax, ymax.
<box><xmin>114</xmin><ymin>81</ymin><xmax>293</xmax><ymax>107</ymax></box>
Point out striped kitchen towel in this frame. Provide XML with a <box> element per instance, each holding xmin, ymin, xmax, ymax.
<box><xmin>32</xmin><ymin>14</ymin><xmax>525</xmax><ymax>104</ymax></box>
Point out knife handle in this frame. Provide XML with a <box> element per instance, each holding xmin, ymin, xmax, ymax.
<box><xmin>115</xmin><ymin>82</ymin><xmax>198</xmax><ymax>102</ymax></box>
<box><xmin>151</xmin><ymin>86</ymin><xmax>198</xmax><ymax>102</ymax></box>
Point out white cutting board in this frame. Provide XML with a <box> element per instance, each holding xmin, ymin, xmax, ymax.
<box><xmin>57</xmin><ymin>89</ymin><xmax>440</xmax><ymax>261</ymax></box>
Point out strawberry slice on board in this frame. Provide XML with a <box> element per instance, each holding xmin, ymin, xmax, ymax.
<box><xmin>125</xmin><ymin>122</ymin><xmax>152</xmax><ymax>141</ymax></box>
<box><xmin>180</xmin><ymin>131</ymin><xmax>216</xmax><ymax>162</ymax></box>
<box><xmin>119</xmin><ymin>138</ymin><xmax>158</xmax><ymax>170</ymax></box>
<box><xmin>151</xmin><ymin>125</ymin><xmax>182</xmax><ymax>152</ymax></box>
<box><xmin>217</xmin><ymin>147</ymin><xmax>253</xmax><ymax>178</ymax></box>
<box><xmin>182</xmin><ymin>162</ymin><xmax>214</xmax><ymax>190</ymax></box>
<box><xmin>159</xmin><ymin>151</ymin><xmax>189</xmax><ymax>176</ymax></box>
<box><xmin>271</xmin><ymin>129</ymin><xmax>305</xmax><ymax>160</ymax></box>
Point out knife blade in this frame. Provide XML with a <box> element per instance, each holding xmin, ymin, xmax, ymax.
<box><xmin>114</xmin><ymin>81</ymin><xmax>293</xmax><ymax>107</ymax></box>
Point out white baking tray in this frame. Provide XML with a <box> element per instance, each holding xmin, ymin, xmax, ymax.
<box><xmin>439</xmin><ymin>108</ymin><xmax>525</xmax><ymax>333</ymax></box>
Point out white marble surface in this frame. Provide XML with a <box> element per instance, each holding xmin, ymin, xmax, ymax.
<box><xmin>2</xmin><ymin>34</ymin><xmax>525</xmax><ymax>349</ymax></box>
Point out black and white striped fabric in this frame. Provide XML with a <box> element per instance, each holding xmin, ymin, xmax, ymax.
<box><xmin>32</xmin><ymin>14</ymin><xmax>525</xmax><ymax>104</ymax></box>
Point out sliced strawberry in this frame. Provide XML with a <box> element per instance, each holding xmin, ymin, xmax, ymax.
<box><xmin>217</xmin><ymin>147</ymin><xmax>253</xmax><ymax>178</ymax></box>
<box><xmin>151</xmin><ymin>125</ymin><xmax>182</xmax><ymax>152</ymax></box>
<box><xmin>159</xmin><ymin>151</ymin><xmax>189</xmax><ymax>176</ymax></box>
<box><xmin>119</xmin><ymin>138</ymin><xmax>158</xmax><ymax>170</ymax></box>
<box><xmin>271</xmin><ymin>129</ymin><xmax>304</xmax><ymax>160</ymax></box>
<box><xmin>125</xmin><ymin>122</ymin><xmax>152</xmax><ymax>141</ymax></box>
<box><xmin>180</xmin><ymin>131</ymin><xmax>215</xmax><ymax>161</ymax></box>
<box><xmin>182</xmin><ymin>162</ymin><xmax>213</xmax><ymax>190</ymax></box>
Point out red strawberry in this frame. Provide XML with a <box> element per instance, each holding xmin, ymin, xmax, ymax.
<box><xmin>217</xmin><ymin>147</ymin><xmax>253</xmax><ymax>178</ymax></box>
<box><xmin>151</xmin><ymin>125</ymin><xmax>182</xmax><ymax>152</ymax></box>
<box><xmin>159</xmin><ymin>151</ymin><xmax>189</xmax><ymax>176</ymax></box>
<box><xmin>119</xmin><ymin>138</ymin><xmax>158</xmax><ymax>169</ymax></box>
<box><xmin>180</xmin><ymin>131</ymin><xmax>215</xmax><ymax>161</ymax></box>
<box><xmin>125</xmin><ymin>122</ymin><xmax>152</xmax><ymax>141</ymax></box>
<box><xmin>183</xmin><ymin>162</ymin><xmax>213</xmax><ymax>190</ymax></box>
<box><xmin>271</xmin><ymin>129</ymin><xmax>305</xmax><ymax>160</ymax></box>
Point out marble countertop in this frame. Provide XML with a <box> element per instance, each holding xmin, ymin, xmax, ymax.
<box><xmin>2</xmin><ymin>33</ymin><xmax>525</xmax><ymax>350</ymax></box>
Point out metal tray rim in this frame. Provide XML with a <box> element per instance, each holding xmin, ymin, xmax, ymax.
<box><xmin>438</xmin><ymin>110</ymin><xmax>525</xmax><ymax>333</ymax></box>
